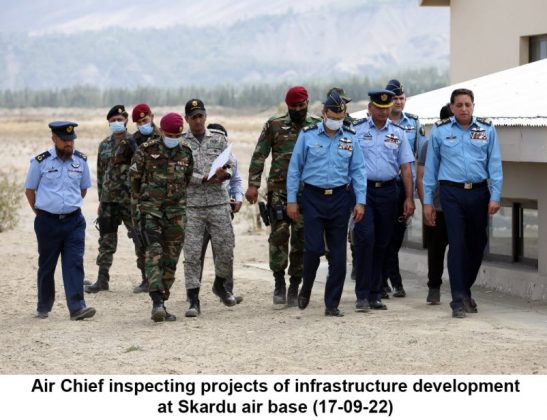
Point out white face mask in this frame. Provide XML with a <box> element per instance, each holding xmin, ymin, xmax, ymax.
<box><xmin>109</xmin><ymin>121</ymin><xmax>126</xmax><ymax>134</ymax></box>
<box><xmin>324</xmin><ymin>118</ymin><xmax>343</xmax><ymax>131</ymax></box>
<box><xmin>163</xmin><ymin>136</ymin><xmax>180</xmax><ymax>149</ymax></box>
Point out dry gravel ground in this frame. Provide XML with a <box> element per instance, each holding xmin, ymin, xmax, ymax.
<box><xmin>1</xmin><ymin>107</ymin><xmax>547</xmax><ymax>375</ymax></box>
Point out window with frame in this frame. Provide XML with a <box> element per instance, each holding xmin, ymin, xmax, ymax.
<box><xmin>485</xmin><ymin>199</ymin><xmax>538</xmax><ymax>268</ymax></box>
<box><xmin>529</xmin><ymin>34</ymin><xmax>547</xmax><ymax>62</ymax></box>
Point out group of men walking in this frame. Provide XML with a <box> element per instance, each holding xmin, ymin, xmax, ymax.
<box><xmin>24</xmin><ymin>80</ymin><xmax>502</xmax><ymax>321</ymax></box>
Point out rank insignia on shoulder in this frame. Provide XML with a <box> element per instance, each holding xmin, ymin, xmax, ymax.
<box><xmin>303</xmin><ymin>123</ymin><xmax>318</xmax><ymax>132</ymax></box>
<box><xmin>74</xmin><ymin>150</ymin><xmax>87</xmax><ymax>161</ymax></box>
<box><xmin>352</xmin><ymin>117</ymin><xmax>368</xmax><ymax>127</ymax></box>
<box><xmin>35</xmin><ymin>151</ymin><xmax>51</xmax><ymax>162</ymax></box>
<box><xmin>342</xmin><ymin>126</ymin><xmax>356</xmax><ymax>134</ymax></box>
<box><xmin>476</xmin><ymin>117</ymin><xmax>492</xmax><ymax>126</ymax></box>
<box><xmin>435</xmin><ymin>118</ymin><xmax>451</xmax><ymax>127</ymax></box>
<box><xmin>405</xmin><ymin>113</ymin><xmax>419</xmax><ymax>120</ymax></box>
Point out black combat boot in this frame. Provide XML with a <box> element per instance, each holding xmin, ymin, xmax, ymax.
<box><xmin>185</xmin><ymin>288</ymin><xmax>201</xmax><ymax>317</ymax></box>
<box><xmin>287</xmin><ymin>276</ymin><xmax>301</xmax><ymax>307</ymax></box>
<box><xmin>212</xmin><ymin>276</ymin><xmax>237</xmax><ymax>306</ymax></box>
<box><xmin>85</xmin><ymin>268</ymin><xmax>109</xmax><ymax>293</ymax></box>
<box><xmin>163</xmin><ymin>305</ymin><xmax>176</xmax><ymax>321</ymax></box>
<box><xmin>133</xmin><ymin>269</ymin><xmax>148</xmax><ymax>293</ymax></box>
<box><xmin>273</xmin><ymin>271</ymin><xmax>286</xmax><ymax>304</ymax></box>
<box><xmin>150</xmin><ymin>291</ymin><xmax>166</xmax><ymax>322</ymax></box>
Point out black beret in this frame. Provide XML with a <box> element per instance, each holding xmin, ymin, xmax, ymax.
<box><xmin>106</xmin><ymin>105</ymin><xmax>128</xmax><ymax>120</ymax></box>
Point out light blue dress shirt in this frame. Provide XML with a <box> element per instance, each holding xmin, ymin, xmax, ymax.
<box><xmin>287</xmin><ymin>122</ymin><xmax>367</xmax><ymax>204</ymax></box>
<box><xmin>25</xmin><ymin>148</ymin><xmax>92</xmax><ymax>214</ymax></box>
<box><xmin>354</xmin><ymin>118</ymin><xmax>414</xmax><ymax>181</ymax></box>
<box><xmin>226</xmin><ymin>156</ymin><xmax>244</xmax><ymax>201</ymax></box>
<box><xmin>396</xmin><ymin>112</ymin><xmax>425</xmax><ymax>156</ymax></box>
<box><xmin>423</xmin><ymin>116</ymin><xmax>503</xmax><ymax>204</ymax></box>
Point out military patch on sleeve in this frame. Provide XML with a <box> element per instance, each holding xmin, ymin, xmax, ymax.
<box><xmin>35</xmin><ymin>150</ymin><xmax>51</xmax><ymax>162</ymax></box>
<box><xmin>303</xmin><ymin>123</ymin><xmax>318</xmax><ymax>132</ymax></box>
<box><xmin>435</xmin><ymin>118</ymin><xmax>451</xmax><ymax>127</ymax></box>
<box><xmin>476</xmin><ymin>117</ymin><xmax>492</xmax><ymax>126</ymax></box>
<box><xmin>405</xmin><ymin>113</ymin><xmax>419</xmax><ymax>120</ymax></box>
<box><xmin>342</xmin><ymin>125</ymin><xmax>356</xmax><ymax>135</ymax></box>
<box><xmin>419</xmin><ymin>126</ymin><xmax>425</xmax><ymax>136</ymax></box>
<box><xmin>74</xmin><ymin>150</ymin><xmax>87</xmax><ymax>161</ymax></box>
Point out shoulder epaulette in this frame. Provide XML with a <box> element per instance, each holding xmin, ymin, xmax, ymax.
<box><xmin>308</xmin><ymin>114</ymin><xmax>322</xmax><ymax>122</ymax></box>
<box><xmin>209</xmin><ymin>128</ymin><xmax>227</xmax><ymax>136</ymax></box>
<box><xmin>476</xmin><ymin>117</ymin><xmax>492</xmax><ymax>126</ymax></box>
<box><xmin>352</xmin><ymin>117</ymin><xmax>368</xmax><ymax>127</ymax></box>
<box><xmin>342</xmin><ymin>125</ymin><xmax>356</xmax><ymax>135</ymax></box>
<box><xmin>435</xmin><ymin>118</ymin><xmax>451</xmax><ymax>127</ymax></box>
<box><xmin>180</xmin><ymin>139</ymin><xmax>192</xmax><ymax>149</ymax></box>
<box><xmin>390</xmin><ymin>122</ymin><xmax>404</xmax><ymax>130</ymax></box>
<box><xmin>142</xmin><ymin>139</ymin><xmax>159</xmax><ymax>148</ymax></box>
<box><xmin>405</xmin><ymin>112</ymin><xmax>419</xmax><ymax>120</ymax></box>
<box><xmin>74</xmin><ymin>150</ymin><xmax>87</xmax><ymax>161</ymax></box>
<box><xmin>303</xmin><ymin>123</ymin><xmax>318</xmax><ymax>132</ymax></box>
<box><xmin>34</xmin><ymin>151</ymin><xmax>51</xmax><ymax>162</ymax></box>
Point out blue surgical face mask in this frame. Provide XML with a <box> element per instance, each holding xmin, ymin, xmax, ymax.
<box><xmin>324</xmin><ymin>118</ymin><xmax>343</xmax><ymax>131</ymax></box>
<box><xmin>138</xmin><ymin>123</ymin><xmax>153</xmax><ymax>135</ymax></box>
<box><xmin>163</xmin><ymin>136</ymin><xmax>180</xmax><ymax>149</ymax></box>
<box><xmin>109</xmin><ymin>121</ymin><xmax>126</xmax><ymax>134</ymax></box>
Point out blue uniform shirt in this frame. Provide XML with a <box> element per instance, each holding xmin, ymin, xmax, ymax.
<box><xmin>423</xmin><ymin>116</ymin><xmax>503</xmax><ymax>204</ymax></box>
<box><xmin>287</xmin><ymin>121</ymin><xmax>367</xmax><ymax>204</ymax></box>
<box><xmin>354</xmin><ymin>118</ymin><xmax>414</xmax><ymax>181</ymax></box>
<box><xmin>225</xmin><ymin>155</ymin><xmax>244</xmax><ymax>201</ymax></box>
<box><xmin>25</xmin><ymin>147</ymin><xmax>92</xmax><ymax>214</ymax></box>
<box><xmin>396</xmin><ymin>112</ymin><xmax>425</xmax><ymax>157</ymax></box>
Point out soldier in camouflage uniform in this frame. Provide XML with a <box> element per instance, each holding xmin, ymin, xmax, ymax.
<box><xmin>130</xmin><ymin>112</ymin><xmax>193</xmax><ymax>322</ymax></box>
<box><xmin>183</xmin><ymin>99</ymin><xmax>237</xmax><ymax>317</ymax></box>
<box><xmin>130</xmin><ymin>103</ymin><xmax>162</xmax><ymax>293</ymax></box>
<box><xmin>245</xmin><ymin>86</ymin><xmax>321</xmax><ymax>306</ymax></box>
<box><xmin>86</xmin><ymin>105</ymin><xmax>145</xmax><ymax>293</ymax></box>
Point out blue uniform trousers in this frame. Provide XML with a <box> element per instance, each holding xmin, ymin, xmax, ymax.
<box><xmin>439</xmin><ymin>185</ymin><xmax>489</xmax><ymax>308</ymax></box>
<box><xmin>34</xmin><ymin>211</ymin><xmax>87</xmax><ymax>316</ymax></box>
<box><xmin>301</xmin><ymin>186</ymin><xmax>352</xmax><ymax>309</ymax></box>
<box><xmin>383</xmin><ymin>179</ymin><xmax>406</xmax><ymax>288</ymax></box>
<box><xmin>353</xmin><ymin>184</ymin><xmax>398</xmax><ymax>301</ymax></box>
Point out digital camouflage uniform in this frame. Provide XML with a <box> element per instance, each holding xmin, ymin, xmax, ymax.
<box><xmin>96</xmin><ymin>132</ymin><xmax>145</xmax><ymax>277</ymax></box>
<box><xmin>248</xmin><ymin>112</ymin><xmax>320</xmax><ymax>278</ymax></box>
<box><xmin>183</xmin><ymin>129</ymin><xmax>234</xmax><ymax>291</ymax></box>
<box><xmin>129</xmin><ymin>138</ymin><xmax>193</xmax><ymax>299</ymax></box>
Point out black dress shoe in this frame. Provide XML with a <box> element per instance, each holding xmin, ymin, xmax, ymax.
<box><xmin>463</xmin><ymin>297</ymin><xmax>478</xmax><ymax>313</ymax></box>
<box><xmin>392</xmin><ymin>286</ymin><xmax>406</xmax><ymax>298</ymax></box>
<box><xmin>35</xmin><ymin>311</ymin><xmax>48</xmax><ymax>319</ymax></box>
<box><xmin>325</xmin><ymin>308</ymin><xmax>344</xmax><ymax>317</ymax></box>
<box><xmin>369</xmin><ymin>300</ymin><xmax>387</xmax><ymax>310</ymax></box>
<box><xmin>452</xmin><ymin>307</ymin><xmax>466</xmax><ymax>318</ymax></box>
<box><xmin>70</xmin><ymin>307</ymin><xmax>96</xmax><ymax>321</ymax></box>
<box><xmin>297</xmin><ymin>290</ymin><xmax>310</xmax><ymax>310</ymax></box>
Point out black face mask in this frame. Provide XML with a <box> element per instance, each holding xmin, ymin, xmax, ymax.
<box><xmin>289</xmin><ymin>108</ymin><xmax>307</xmax><ymax>124</ymax></box>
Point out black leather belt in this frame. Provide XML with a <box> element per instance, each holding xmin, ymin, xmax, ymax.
<box><xmin>367</xmin><ymin>179</ymin><xmax>396</xmax><ymax>188</ymax></box>
<box><xmin>439</xmin><ymin>180</ymin><xmax>487</xmax><ymax>190</ymax></box>
<box><xmin>304</xmin><ymin>183</ymin><xmax>348</xmax><ymax>196</ymax></box>
<box><xmin>37</xmin><ymin>209</ymin><xmax>81</xmax><ymax>220</ymax></box>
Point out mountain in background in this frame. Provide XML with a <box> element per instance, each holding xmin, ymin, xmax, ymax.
<box><xmin>0</xmin><ymin>0</ymin><xmax>449</xmax><ymax>90</ymax></box>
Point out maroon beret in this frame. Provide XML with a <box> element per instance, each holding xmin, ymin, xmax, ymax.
<box><xmin>285</xmin><ymin>86</ymin><xmax>308</xmax><ymax>106</ymax></box>
<box><xmin>132</xmin><ymin>103</ymin><xmax>152</xmax><ymax>122</ymax></box>
<box><xmin>160</xmin><ymin>112</ymin><xmax>184</xmax><ymax>133</ymax></box>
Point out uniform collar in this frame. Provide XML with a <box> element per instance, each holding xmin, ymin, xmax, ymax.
<box><xmin>451</xmin><ymin>115</ymin><xmax>478</xmax><ymax>130</ymax></box>
<box><xmin>370</xmin><ymin>118</ymin><xmax>389</xmax><ymax>130</ymax></box>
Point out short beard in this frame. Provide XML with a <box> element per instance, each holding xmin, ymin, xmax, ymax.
<box><xmin>55</xmin><ymin>146</ymin><xmax>72</xmax><ymax>160</ymax></box>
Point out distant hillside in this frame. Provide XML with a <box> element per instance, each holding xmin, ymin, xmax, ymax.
<box><xmin>0</xmin><ymin>0</ymin><xmax>449</xmax><ymax>90</ymax></box>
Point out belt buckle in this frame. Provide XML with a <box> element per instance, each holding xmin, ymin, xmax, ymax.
<box><xmin>464</xmin><ymin>182</ymin><xmax>472</xmax><ymax>190</ymax></box>
<box><xmin>324</xmin><ymin>189</ymin><xmax>333</xmax><ymax>196</ymax></box>
<box><xmin>374</xmin><ymin>182</ymin><xmax>382</xmax><ymax>188</ymax></box>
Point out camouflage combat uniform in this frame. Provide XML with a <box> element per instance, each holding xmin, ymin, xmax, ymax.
<box><xmin>129</xmin><ymin>137</ymin><xmax>193</xmax><ymax>299</ymax></box>
<box><xmin>183</xmin><ymin>129</ymin><xmax>235</xmax><ymax>294</ymax></box>
<box><xmin>248</xmin><ymin>112</ymin><xmax>320</xmax><ymax>280</ymax></box>
<box><xmin>95</xmin><ymin>132</ymin><xmax>145</xmax><ymax>282</ymax></box>
<box><xmin>132</xmin><ymin>124</ymin><xmax>161</xmax><ymax>148</ymax></box>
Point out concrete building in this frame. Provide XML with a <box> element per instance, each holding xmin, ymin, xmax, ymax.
<box><xmin>420</xmin><ymin>0</ymin><xmax>547</xmax><ymax>83</ymax></box>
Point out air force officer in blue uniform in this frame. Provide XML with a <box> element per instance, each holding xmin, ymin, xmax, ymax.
<box><xmin>287</xmin><ymin>92</ymin><xmax>367</xmax><ymax>317</ymax></box>
<box><xmin>423</xmin><ymin>88</ymin><xmax>503</xmax><ymax>318</ymax></box>
<box><xmin>25</xmin><ymin>121</ymin><xmax>96</xmax><ymax>321</ymax></box>
<box><xmin>352</xmin><ymin>89</ymin><xmax>415</xmax><ymax>311</ymax></box>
